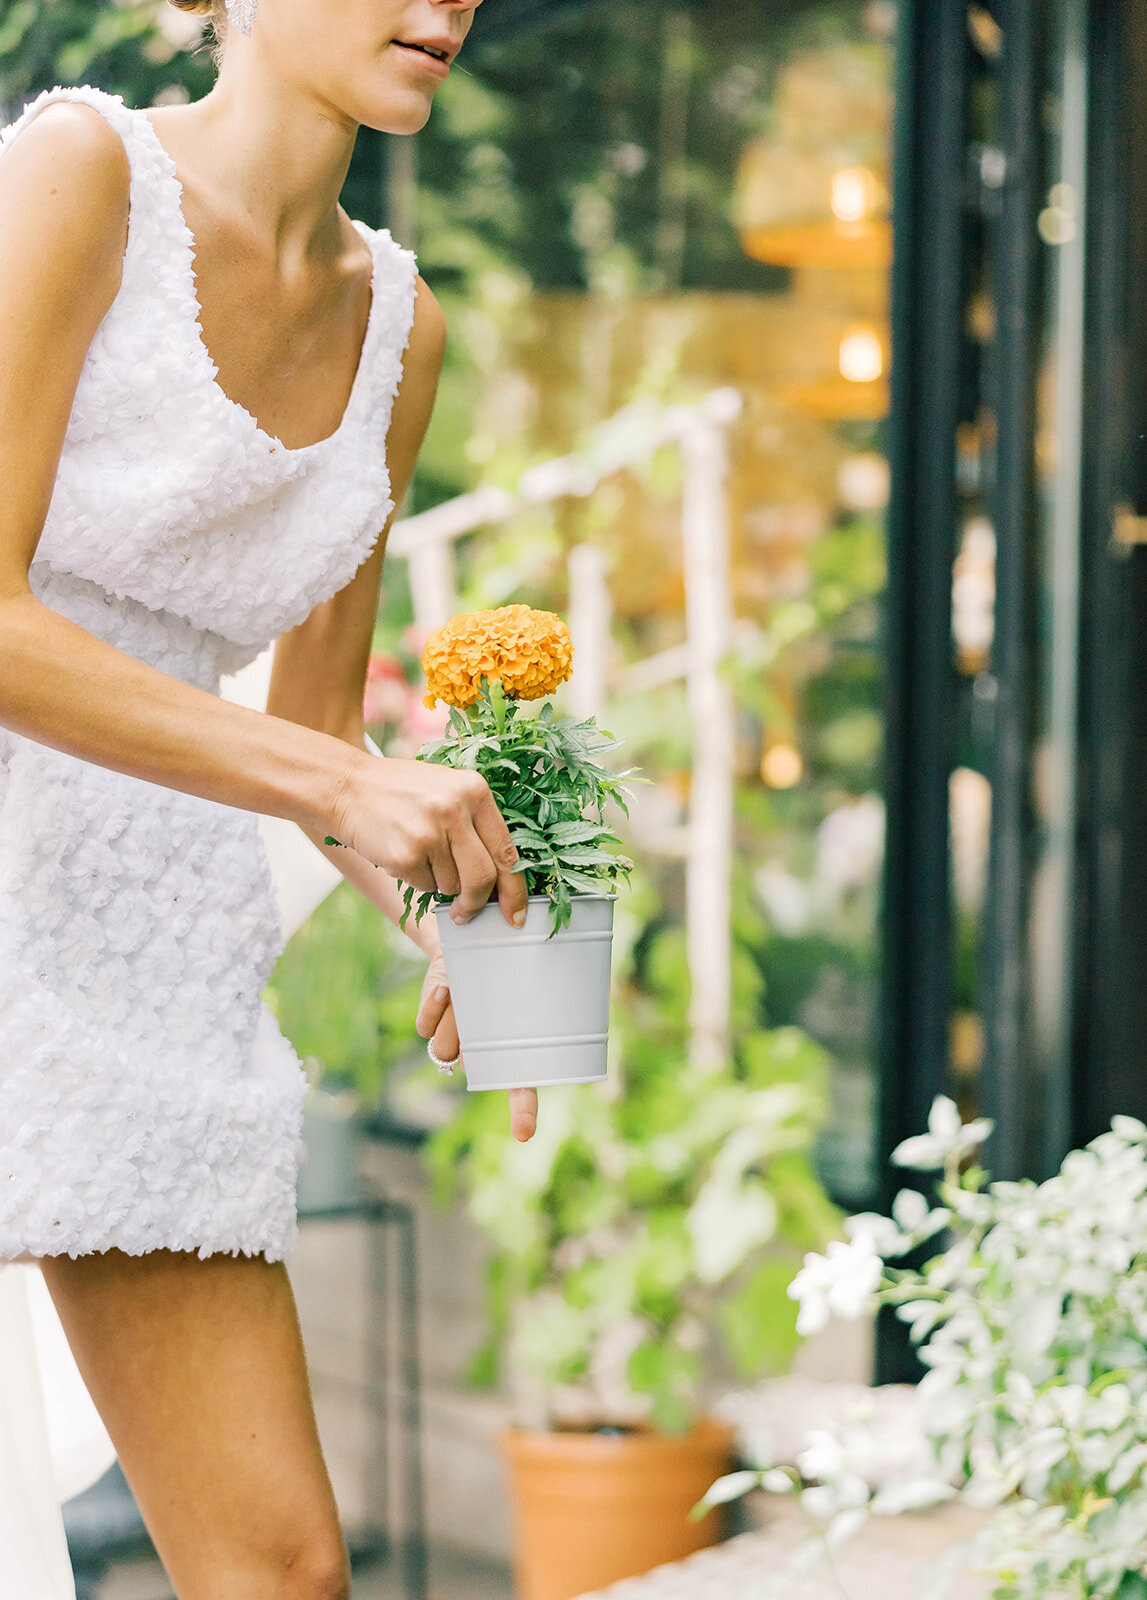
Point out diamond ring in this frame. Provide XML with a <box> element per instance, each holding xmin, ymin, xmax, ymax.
<box><xmin>427</xmin><ymin>1038</ymin><xmax>461</xmax><ymax>1075</ymax></box>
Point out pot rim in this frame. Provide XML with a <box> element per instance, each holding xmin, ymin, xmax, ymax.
<box><xmin>432</xmin><ymin>890</ymin><xmax>618</xmax><ymax>910</ymax></box>
<box><xmin>499</xmin><ymin>1416</ymin><xmax>737</xmax><ymax>1459</ymax></box>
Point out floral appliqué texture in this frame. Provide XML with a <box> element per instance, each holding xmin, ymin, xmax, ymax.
<box><xmin>0</xmin><ymin>84</ymin><xmax>418</xmax><ymax>1262</ymax></box>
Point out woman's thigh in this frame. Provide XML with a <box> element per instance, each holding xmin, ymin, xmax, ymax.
<box><xmin>39</xmin><ymin>1247</ymin><xmax>347</xmax><ymax>1600</ymax></box>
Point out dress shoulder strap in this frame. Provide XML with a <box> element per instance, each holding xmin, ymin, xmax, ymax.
<box><xmin>0</xmin><ymin>85</ymin><xmax>159</xmax><ymax>295</ymax></box>
<box><xmin>350</xmin><ymin>220</ymin><xmax>420</xmax><ymax>445</ymax></box>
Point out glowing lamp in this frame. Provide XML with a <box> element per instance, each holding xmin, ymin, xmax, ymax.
<box><xmin>737</xmin><ymin>144</ymin><xmax>891</xmax><ymax>271</ymax></box>
<box><xmin>761</xmin><ymin>743</ymin><xmax>804</xmax><ymax>789</ymax></box>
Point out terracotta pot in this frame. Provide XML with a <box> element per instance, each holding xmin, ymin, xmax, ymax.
<box><xmin>501</xmin><ymin>1418</ymin><xmax>737</xmax><ymax>1600</ymax></box>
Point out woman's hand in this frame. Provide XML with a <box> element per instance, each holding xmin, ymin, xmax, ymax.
<box><xmin>415</xmin><ymin>946</ymin><xmax>538</xmax><ymax>1143</ymax></box>
<box><xmin>330</xmin><ymin>750</ymin><xmax>528</xmax><ymax>928</ymax></box>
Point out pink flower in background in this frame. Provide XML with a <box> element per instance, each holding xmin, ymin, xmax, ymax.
<box><xmin>397</xmin><ymin>624</ymin><xmax>450</xmax><ymax>746</ymax></box>
<box><xmin>400</xmin><ymin>688</ymin><xmax>448</xmax><ymax>745</ymax></box>
<box><xmin>401</xmin><ymin>622</ymin><xmax>436</xmax><ymax>659</ymax></box>
<box><xmin>363</xmin><ymin>652</ymin><xmax>407</xmax><ymax>726</ymax></box>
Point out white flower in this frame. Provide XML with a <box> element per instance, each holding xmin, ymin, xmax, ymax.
<box><xmin>774</xmin><ymin>1106</ymin><xmax>1147</xmax><ymax>1600</ymax></box>
<box><xmin>826</xmin><ymin>1506</ymin><xmax>869</xmax><ymax>1547</ymax></box>
<box><xmin>894</xmin><ymin>1298</ymin><xmax>944</xmax><ymax>1338</ymax></box>
<box><xmin>843</xmin><ymin>1209</ymin><xmax>903</xmax><ymax>1256</ymax></box>
<box><xmin>787</xmin><ymin>1235</ymin><xmax>883</xmax><ymax>1334</ymax></box>
<box><xmin>1108</xmin><ymin>1442</ymin><xmax>1147</xmax><ymax>1493</ymax></box>
<box><xmin>800</xmin><ymin>1485</ymin><xmax>838</xmax><ymax>1521</ymax></box>
<box><xmin>1111</xmin><ymin>1114</ymin><xmax>1147</xmax><ymax>1142</ymax></box>
<box><xmin>870</xmin><ymin>1476</ymin><xmax>956</xmax><ymax>1514</ymax></box>
<box><xmin>796</xmin><ymin>1429</ymin><xmax>846</xmax><ymax>1482</ymax></box>
<box><xmin>891</xmin><ymin>1187</ymin><xmax>929</xmax><ymax>1230</ymax></box>
<box><xmin>1087</xmin><ymin>1383</ymin><xmax>1131</xmax><ymax>1432</ymax></box>
<box><xmin>891</xmin><ymin>1095</ymin><xmax>993</xmax><ymax>1169</ymax></box>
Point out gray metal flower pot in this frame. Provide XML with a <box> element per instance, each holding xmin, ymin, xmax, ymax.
<box><xmin>434</xmin><ymin>893</ymin><xmax>614</xmax><ymax>1091</ymax></box>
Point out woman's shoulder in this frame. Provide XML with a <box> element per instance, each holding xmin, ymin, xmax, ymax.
<box><xmin>0</xmin><ymin>88</ymin><xmax>131</xmax><ymax>288</ymax></box>
<box><xmin>0</xmin><ymin>84</ymin><xmax>136</xmax><ymax>152</ymax></box>
<box><xmin>1</xmin><ymin>85</ymin><xmax>132</xmax><ymax>167</ymax></box>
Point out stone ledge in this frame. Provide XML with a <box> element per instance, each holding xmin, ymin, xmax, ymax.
<box><xmin>576</xmin><ymin>1500</ymin><xmax>994</xmax><ymax>1600</ymax></box>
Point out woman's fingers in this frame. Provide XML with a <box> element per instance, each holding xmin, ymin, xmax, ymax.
<box><xmin>396</xmin><ymin>854</ymin><xmax>437</xmax><ymax>894</ymax></box>
<box><xmin>415</xmin><ymin>978</ymin><xmax>450</xmax><ymax>1040</ymax></box>
<box><xmin>447</xmin><ymin>815</ymin><xmax>502</xmax><ymax>923</ymax></box>
<box><xmin>508</xmin><ymin>1087</ymin><xmax>538</xmax><ymax>1143</ymax></box>
<box><xmin>427</xmin><ymin>840</ymin><xmax>461</xmax><ymax>899</ymax></box>
<box><xmin>472</xmin><ymin>787</ymin><xmax>530</xmax><ymax>927</ymax></box>
<box><xmin>432</xmin><ymin>1006</ymin><xmax>460</xmax><ymax>1063</ymax></box>
<box><xmin>415</xmin><ymin>951</ymin><xmax>451</xmax><ymax>1039</ymax></box>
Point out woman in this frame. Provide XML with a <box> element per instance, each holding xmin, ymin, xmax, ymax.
<box><xmin>0</xmin><ymin>1</ymin><xmax>536</xmax><ymax>1595</ymax></box>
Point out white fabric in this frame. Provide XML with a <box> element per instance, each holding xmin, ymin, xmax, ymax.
<box><xmin>0</xmin><ymin>83</ymin><xmax>417</xmax><ymax>1263</ymax></box>
<box><xmin>0</xmin><ymin>80</ymin><xmax>416</xmax><ymax>1599</ymax></box>
<box><xmin>0</xmin><ymin>697</ymin><xmax>365</xmax><ymax>1600</ymax></box>
<box><xmin>0</xmin><ymin>1266</ymin><xmax>81</xmax><ymax>1600</ymax></box>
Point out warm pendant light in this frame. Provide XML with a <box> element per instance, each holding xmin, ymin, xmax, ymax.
<box><xmin>782</xmin><ymin>323</ymin><xmax>889</xmax><ymax>421</ymax></box>
<box><xmin>734</xmin><ymin>46</ymin><xmax>892</xmax><ymax>272</ymax></box>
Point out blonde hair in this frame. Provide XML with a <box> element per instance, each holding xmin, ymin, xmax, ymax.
<box><xmin>167</xmin><ymin>0</ymin><xmax>227</xmax><ymax>65</ymax></box>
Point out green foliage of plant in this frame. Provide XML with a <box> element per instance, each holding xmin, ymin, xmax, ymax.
<box><xmin>398</xmin><ymin>678</ymin><xmax>637</xmax><ymax>936</ymax></box>
<box><xmin>713</xmin><ymin>1104</ymin><xmax>1147</xmax><ymax>1598</ymax></box>
<box><xmin>264</xmin><ymin>881</ymin><xmax>425</xmax><ymax>1106</ymax></box>
<box><xmin>718</xmin><ymin>1257</ymin><xmax>803</xmax><ymax>1374</ymax></box>
<box><xmin>425</xmin><ymin>885</ymin><xmax>840</xmax><ymax>1433</ymax></box>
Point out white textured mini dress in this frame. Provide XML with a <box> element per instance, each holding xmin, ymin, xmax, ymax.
<box><xmin>0</xmin><ymin>84</ymin><xmax>418</xmax><ymax>1264</ymax></box>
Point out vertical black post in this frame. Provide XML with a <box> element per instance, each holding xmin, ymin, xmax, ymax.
<box><xmin>877</xmin><ymin>0</ymin><xmax>968</xmax><ymax>1383</ymax></box>
<box><xmin>980</xmin><ymin>1</ymin><xmax>1043</xmax><ymax>1182</ymax></box>
<box><xmin>1074</xmin><ymin>0</ymin><xmax>1147</xmax><ymax>1139</ymax></box>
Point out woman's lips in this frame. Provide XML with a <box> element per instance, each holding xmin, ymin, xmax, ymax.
<box><xmin>391</xmin><ymin>40</ymin><xmax>451</xmax><ymax>79</ymax></box>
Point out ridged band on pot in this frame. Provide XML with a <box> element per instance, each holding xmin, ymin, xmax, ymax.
<box><xmin>433</xmin><ymin>894</ymin><xmax>614</xmax><ymax>1091</ymax></box>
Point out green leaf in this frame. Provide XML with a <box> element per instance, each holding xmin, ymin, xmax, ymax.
<box><xmin>1089</xmin><ymin>1368</ymin><xmax>1136</xmax><ymax>1397</ymax></box>
<box><xmin>690</xmin><ymin>1470</ymin><xmax>763</xmax><ymax>1518</ymax></box>
<box><xmin>718</xmin><ymin>1258</ymin><xmax>802</xmax><ymax>1376</ymax></box>
<box><xmin>558</xmin><ymin>868</ymin><xmax>617</xmax><ymax>896</ymax></box>
<box><xmin>549</xmin><ymin>820</ymin><xmax>612</xmax><ymax>844</ymax></box>
<box><xmin>628</xmin><ymin>1340</ymin><xmax>702</xmax><ymax>1433</ymax></box>
<box><xmin>556</xmin><ymin>847</ymin><xmax>622</xmax><ymax>867</ymax></box>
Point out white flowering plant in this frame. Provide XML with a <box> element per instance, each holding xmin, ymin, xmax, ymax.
<box><xmin>698</xmin><ymin>1098</ymin><xmax>1147</xmax><ymax>1599</ymax></box>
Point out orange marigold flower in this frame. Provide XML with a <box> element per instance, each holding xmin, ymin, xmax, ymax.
<box><xmin>421</xmin><ymin>604</ymin><xmax>574</xmax><ymax>709</ymax></box>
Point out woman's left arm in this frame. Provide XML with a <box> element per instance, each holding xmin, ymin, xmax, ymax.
<box><xmin>265</xmin><ymin>273</ymin><xmax>538</xmax><ymax>1141</ymax></box>
<box><xmin>268</xmin><ymin>272</ymin><xmax>446</xmax><ymax>952</ymax></box>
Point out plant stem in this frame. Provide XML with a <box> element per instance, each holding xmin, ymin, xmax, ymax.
<box><xmin>487</xmin><ymin>676</ymin><xmax>508</xmax><ymax>734</ymax></box>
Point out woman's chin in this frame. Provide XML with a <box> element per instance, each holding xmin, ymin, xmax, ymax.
<box><xmin>361</xmin><ymin>85</ymin><xmax>436</xmax><ymax>137</ymax></box>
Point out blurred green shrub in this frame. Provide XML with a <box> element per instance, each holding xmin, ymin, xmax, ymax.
<box><xmin>264</xmin><ymin>881</ymin><xmax>427</xmax><ymax>1108</ymax></box>
<box><xmin>425</xmin><ymin>878</ymin><xmax>840</xmax><ymax>1434</ymax></box>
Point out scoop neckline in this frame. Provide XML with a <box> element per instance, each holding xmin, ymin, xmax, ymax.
<box><xmin>135</xmin><ymin>107</ymin><xmax>381</xmax><ymax>459</ymax></box>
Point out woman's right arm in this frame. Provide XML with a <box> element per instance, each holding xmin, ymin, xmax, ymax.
<box><xmin>0</xmin><ymin>104</ymin><xmax>523</xmax><ymax>919</ymax></box>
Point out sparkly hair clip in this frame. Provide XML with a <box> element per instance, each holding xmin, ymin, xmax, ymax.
<box><xmin>225</xmin><ymin>0</ymin><xmax>258</xmax><ymax>37</ymax></box>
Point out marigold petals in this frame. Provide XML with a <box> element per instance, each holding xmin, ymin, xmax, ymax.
<box><xmin>420</xmin><ymin>604</ymin><xmax>575</xmax><ymax>708</ymax></box>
